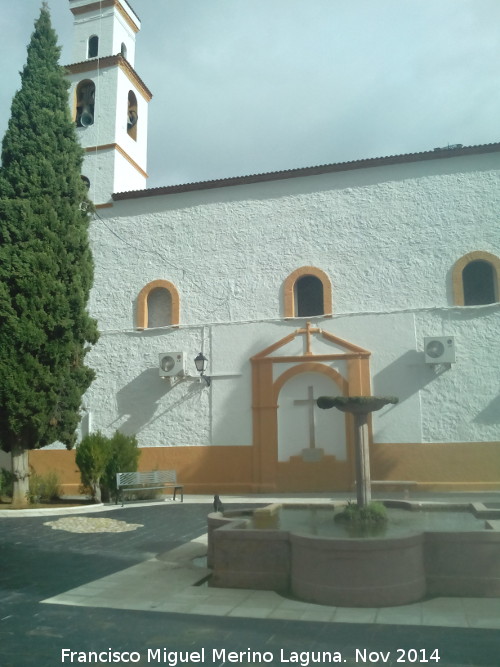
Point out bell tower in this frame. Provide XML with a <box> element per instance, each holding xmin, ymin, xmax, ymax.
<box><xmin>66</xmin><ymin>0</ymin><xmax>152</xmax><ymax>206</ymax></box>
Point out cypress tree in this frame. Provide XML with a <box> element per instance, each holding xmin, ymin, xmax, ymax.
<box><xmin>0</xmin><ymin>4</ymin><xmax>98</xmax><ymax>506</ymax></box>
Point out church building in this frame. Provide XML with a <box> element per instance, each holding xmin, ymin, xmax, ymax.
<box><xmin>32</xmin><ymin>0</ymin><xmax>500</xmax><ymax>495</ymax></box>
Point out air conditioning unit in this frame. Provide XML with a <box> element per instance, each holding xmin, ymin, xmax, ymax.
<box><xmin>424</xmin><ymin>337</ymin><xmax>455</xmax><ymax>364</ymax></box>
<box><xmin>159</xmin><ymin>352</ymin><xmax>186</xmax><ymax>377</ymax></box>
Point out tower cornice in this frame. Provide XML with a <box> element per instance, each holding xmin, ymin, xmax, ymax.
<box><xmin>69</xmin><ymin>0</ymin><xmax>140</xmax><ymax>34</ymax></box>
<box><xmin>65</xmin><ymin>55</ymin><xmax>152</xmax><ymax>101</ymax></box>
<box><xmin>85</xmin><ymin>143</ymin><xmax>148</xmax><ymax>179</ymax></box>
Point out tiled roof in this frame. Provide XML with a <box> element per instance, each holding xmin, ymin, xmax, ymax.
<box><xmin>112</xmin><ymin>141</ymin><xmax>500</xmax><ymax>201</ymax></box>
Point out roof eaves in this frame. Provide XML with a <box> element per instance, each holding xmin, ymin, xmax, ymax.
<box><xmin>112</xmin><ymin>141</ymin><xmax>500</xmax><ymax>201</ymax></box>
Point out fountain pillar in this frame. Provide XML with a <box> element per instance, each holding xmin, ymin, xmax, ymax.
<box><xmin>354</xmin><ymin>412</ymin><xmax>371</xmax><ymax>506</ymax></box>
<box><xmin>317</xmin><ymin>395</ymin><xmax>398</xmax><ymax>507</ymax></box>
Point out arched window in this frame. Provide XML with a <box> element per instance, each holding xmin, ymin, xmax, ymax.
<box><xmin>452</xmin><ymin>251</ymin><xmax>500</xmax><ymax>306</ymax></box>
<box><xmin>127</xmin><ymin>91</ymin><xmax>138</xmax><ymax>140</ymax></box>
<box><xmin>295</xmin><ymin>275</ymin><xmax>324</xmax><ymax>316</ymax></box>
<box><xmin>136</xmin><ymin>280</ymin><xmax>180</xmax><ymax>329</ymax></box>
<box><xmin>75</xmin><ymin>80</ymin><xmax>95</xmax><ymax>127</ymax></box>
<box><xmin>147</xmin><ymin>288</ymin><xmax>172</xmax><ymax>328</ymax></box>
<box><xmin>88</xmin><ymin>35</ymin><xmax>99</xmax><ymax>58</ymax></box>
<box><xmin>463</xmin><ymin>261</ymin><xmax>496</xmax><ymax>305</ymax></box>
<box><xmin>283</xmin><ymin>266</ymin><xmax>332</xmax><ymax>318</ymax></box>
<box><xmin>81</xmin><ymin>175</ymin><xmax>90</xmax><ymax>189</ymax></box>
<box><xmin>121</xmin><ymin>42</ymin><xmax>127</xmax><ymax>59</ymax></box>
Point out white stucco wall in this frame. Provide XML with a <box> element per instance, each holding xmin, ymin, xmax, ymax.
<box><xmin>78</xmin><ymin>307</ymin><xmax>500</xmax><ymax>453</ymax></box>
<box><xmin>62</xmin><ymin>149</ymin><xmax>500</xmax><ymax>454</ymax></box>
<box><xmin>91</xmin><ymin>151</ymin><xmax>500</xmax><ymax>330</ymax></box>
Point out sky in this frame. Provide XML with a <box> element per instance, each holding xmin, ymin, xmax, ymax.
<box><xmin>1</xmin><ymin>0</ymin><xmax>500</xmax><ymax>189</ymax></box>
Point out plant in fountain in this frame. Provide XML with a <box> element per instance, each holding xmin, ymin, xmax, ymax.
<box><xmin>334</xmin><ymin>500</ymin><xmax>388</xmax><ymax>537</ymax></box>
<box><xmin>317</xmin><ymin>395</ymin><xmax>398</xmax><ymax>508</ymax></box>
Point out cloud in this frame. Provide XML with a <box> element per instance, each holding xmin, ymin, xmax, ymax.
<box><xmin>1</xmin><ymin>0</ymin><xmax>500</xmax><ymax>188</ymax></box>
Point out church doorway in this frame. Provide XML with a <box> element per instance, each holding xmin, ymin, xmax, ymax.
<box><xmin>277</xmin><ymin>371</ymin><xmax>346</xmax><ymax>462</ymax></box>
<box><xmin>251</xmin><ymin>323</ymin><xmax>371</xmax><ymax>493</ymax></box>
<box><xmin>276</xmin><ymin>369</ymin><xmax>349</xmax><ymax>492</ymax></box>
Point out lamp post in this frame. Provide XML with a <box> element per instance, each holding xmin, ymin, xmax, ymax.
<box><xmin>194</xmin><ymin>352</ymin><xmax>211</xmax><ymax>386</ymax></box>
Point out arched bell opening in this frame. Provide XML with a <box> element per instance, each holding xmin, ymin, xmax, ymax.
<box><xmin>127</xmin><ymin>91</ymin><xmax>138</xmax><ymax>140</ymax></box>
<box><xmin>88</xmin><ymin>35</ymin><xmax>99</xmax><ymax>59</ymax></box>
<box><xmin>75</xmin><ymin>79</ymin><xmax>95</xmax><ymax>128</ymax></box>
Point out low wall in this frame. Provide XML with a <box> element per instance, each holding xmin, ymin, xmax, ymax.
<box><xmin>210</xmin><ymin>519</ymin><xmax>290</xmax><ymax>593</ymax></box>
<box><xmin>425</xmin><ymin>531</ymin><xmax>500</xmax><ymax>597</ymax></box>
<box><xmin>208</xmin><ymin>504</ymin><xmax>500</xmax><ymax>608</ymax></box>
<box><xmin>291</xmin><ymin>532</ymin><xmax>425</xmax><ymax>607</ymax></box>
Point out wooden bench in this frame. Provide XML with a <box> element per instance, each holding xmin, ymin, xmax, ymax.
<box><xmin>116</xmin><ymin>471</ymin><xmax>184</xmax><ymax>506</ymax></box>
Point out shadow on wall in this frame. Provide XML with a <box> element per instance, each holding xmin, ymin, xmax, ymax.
<box><xmin>474</xmin><ymin>395</ymin><xmax>500</xmax><ymax>425</ymax></box>
<box><xmin>372</xmin><ymin>349</ymin><xmax>448</xmax><ymax>406</ymax></box>
<box><xmin>115</xmin><ymin>368</ymin><xmax>202</xmax><ymax>436</ymax></box>
<box><xmin>124</xmin><ymin>327</ymin><xmax>177</xmax><ymax>339</ymax></box>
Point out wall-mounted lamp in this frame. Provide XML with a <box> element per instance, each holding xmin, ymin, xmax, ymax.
<box><xmin>194</xmin><ymin>352</ymin><xmax>211</xmax><ymax>386</ymax></box>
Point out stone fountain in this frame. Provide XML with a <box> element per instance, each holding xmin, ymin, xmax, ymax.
<box><xmin>207</xmin><ymin>396</ymin><xmax>500</xmax><ymax>607</ymax></box>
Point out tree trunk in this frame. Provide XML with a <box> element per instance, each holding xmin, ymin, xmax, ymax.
<box><xmin>91</xmin><ymin>478</ymin><xmax>102</xmax><ymax>503</ymax></box>
<box><xmin>11</xmin><ymin>444</ymin><xmax>30</xmax><ymax>508</ymax></box>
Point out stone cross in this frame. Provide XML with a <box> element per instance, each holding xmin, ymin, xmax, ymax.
<box><xmin>293</xmin><ymin>386</ymin><xmax>317</xmax><ymax>449</ymax></box>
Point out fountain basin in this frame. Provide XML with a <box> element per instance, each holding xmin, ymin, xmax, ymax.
<box><xmin>207</xmin><ymin>502</ymin><xmax>500</xmax><ymax>607</ymax></box>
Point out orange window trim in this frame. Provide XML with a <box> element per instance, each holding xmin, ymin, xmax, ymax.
<box><xmin>137</xmin><ymin>279</ymin><xmax>180</xmax><ymax>329</ymax></box>
<box><xmin>452</xmin><ymin>251</ymin><xmax>500</xmax><ymax>305</ymax></box>
<box><xmin>283</xmin><ymin>266</ymin><xmax>332</xmax><ymax>317</ymax></box>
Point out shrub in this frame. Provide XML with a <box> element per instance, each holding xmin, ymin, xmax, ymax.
<box><xmin>0</xmin><ymin>468</ymin><xmax>15</xmax><ymax>498</ymax></box>
<box><xmin>334</xmin><ymin>501</ymin><xmax>388</xmax><ymax>537</ymax></box>
<box><xmin>27</xmin><ymin>470</ymin><xmax>62</xmax><ymax>504</ymax></box>
<box><xmin>75</xmin><ymin>430</ymin><xmax>140</xmax><ymax>502</ymax></box>
<box><xmin>335</xmin><ymin>500</ymin><xmax>388</xmax><ymax>524</ymax></box>
<box><xmin>75</xmin><ymin>431</ymin><xmax>111</xmax><ymax>502</ymax></box>
<box><xmin>101</xmin><ymin>431</ymin><xmax>140</xmax><ymax>502</ymax></box>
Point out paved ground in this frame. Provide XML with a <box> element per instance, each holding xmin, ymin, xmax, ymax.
<box><xmin>1</xmin><ymin>494</ymin><xmax>500</xmax><ymax>666</ymax></box>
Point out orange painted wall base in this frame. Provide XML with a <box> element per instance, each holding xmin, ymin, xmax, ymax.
<box><xmin>277</xmin><ymin>455</ymin><xmax>352</xmax><ymax>492</ymax></box>
<box><xmin>29</xmin><ymin>445</ymin><xmax>255</xmax><ymax>496</ymax></box>
<box><xmin>28</xmin><ymin>440</ymin><xmax>500</xmax><ymax>496</ymax></box>
<box><xmin>371</xmin><ymin>442</ymin><xmax>500</xmax><ymax>491</ymax></box>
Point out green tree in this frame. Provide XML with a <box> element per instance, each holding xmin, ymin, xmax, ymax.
<box><xmin>0</xmin><ymin>5</ymin><xmax>98</xmax><ymax>506</ymax></box>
